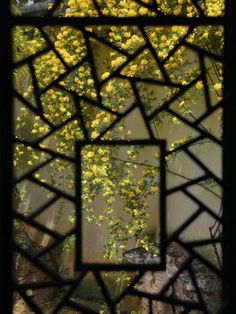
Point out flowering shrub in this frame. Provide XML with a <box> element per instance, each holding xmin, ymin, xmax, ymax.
<box><xmin>13</xmin><ymin>0</ymin><xmax>224</xmax><ymax>264</ymax></box>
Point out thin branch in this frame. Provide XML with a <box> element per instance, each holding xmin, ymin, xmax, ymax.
<box><xmin>167</xmin><ymin>168</ymin><xmax>221</xmax><ymax>199</ymax></box>
<box><xmin>112</xmin><ymin>156</ymin><xmax>221</xmax><ymax>199</ymax></box>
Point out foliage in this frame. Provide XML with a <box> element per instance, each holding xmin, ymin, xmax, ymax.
<box><xmin>12</xmin><ymin>0</ymin><xmax>28</xmax><ymax>8</ymax></box>
<box><xmin>13</xmin><ymin>0</ymin><xmax>224</xmax><ymax>266</ymax></box>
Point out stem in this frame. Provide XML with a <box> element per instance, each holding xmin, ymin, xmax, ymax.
<box><xmin>113</xmin><ymin>156</ymin><xmax>221</xmax><ymax>199</ymax></box>
<box><xmin>167</xmin><ymin>168</ymin><xmax>221</xmax><ymax>199</ymax></box>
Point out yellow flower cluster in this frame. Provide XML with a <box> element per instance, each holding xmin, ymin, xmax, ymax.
<box><xmin>146</xmin><ymin>26</ymin><xmax>188</xmax><ymax>60</ymax></box>
<box><xmin>96</xmin><ymin>0</ymin><xmax>155</xmax><ymax>17</ymax></box>
<box><xmin>60</xmin><ymin>63</ymin><xmax>97</xmax><ymax>100</ymax></box>
<box><xmin>34</xmin><ymin>51</ymin><xmax>66</xmax><ymax>89</ymax></box>
<box><xmin>55</xmin><ymin>27</ymin><xmax>86</xmax><ymax>66</ymax></box>
<box><xmin>41</xmin><ymin>88</ymin><xmax>75</xmax><ymax>125</ymax></box>
<box><xmin>13</xmin><ymin>26</ymin><xmax>46</xmax><ymax>62</ymax></box>
<box><xmin>101</xmin><ymin>78</ymin><xmax>133</xmax><ymax>113</ymax></box>
<box><xmin>205</xmin><ymin>0</ymin><xmax>224</xmax><ymax>16</ymax></box>
<box><xmin>156</xmin><ymin>0</ymin><xmax>224</xmax><ymax>17</ymax></box>
<box><xmin>13</xmin><ymin>0</ymin><xmax>224</xmax><ymax>261</ymax></box>
<box><xmin>121</xmin><ymin>49</ymin><xmax>162</xmax><ymax>80</ymax></box>
<box><xmin>67</xmin><ymin>0</ymin><xmax>98</xmax><ymax>17</ymax></box>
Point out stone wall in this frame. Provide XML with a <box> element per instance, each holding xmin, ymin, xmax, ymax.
<box><xmin>138</xmin><ymin>244</ymin><xmax>222</xmax><ymax>313</ymax></box>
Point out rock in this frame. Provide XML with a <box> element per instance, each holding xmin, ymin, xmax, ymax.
<box><xmin>124</xmin><ymin>247</ymin><xmax>172</xmax><ymax>313</ymax></box>
<box><xmin>123</xmin><ymin>247</ymin><xmax>160</xmax><ymax>264</ymax></box>
<box><xmin>125</xmin><ymin>243</ymin><xmax>222</xmax><ymax>313</ymax></box>
<box><xmin>22</xmin><ymin>0</ymin><xmax>54</xmax><ymax>15</ymax></box>
<box><xmin>140</xmin><ymin>271</ymin><xmax>172</xmax><ymax>313</ymax></box>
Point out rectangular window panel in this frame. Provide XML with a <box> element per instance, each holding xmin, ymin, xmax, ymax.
<box><xmin>1</xmin><ymin>0</ymin><xmax>236</xmax><ymax>313</ymax></box>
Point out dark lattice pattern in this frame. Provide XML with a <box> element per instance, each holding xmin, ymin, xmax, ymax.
<box><xmin>10</xmin><ymin>0</ymin><xmax>224</xmax><ymax>313</ymax></box>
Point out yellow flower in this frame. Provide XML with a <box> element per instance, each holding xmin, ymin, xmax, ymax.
<box><xmin>69</xmin><ymin>216</ymin><xmax>75</xmax><ymax>223</ymax></box>
<box><xmin>214</xmin><ymin>83</ymin><xmax>222</xmax><ymax>92</ymax></box>
<box><xmin>172</xmin><ymin>117</ymin><xmax>181</xmax><ymax>125</ymax></box>
<box><xmin>135</xmin><ymin>187</ymin><xmax>142</xmax><ymax>194</ymax></box>
<box><xmin>124</xmin><ymin>32</ymin><xmax>131</xmax><ymax>38</ymax></box>
<box><xmin>130</xmin><ymin>65</ymin><xmax>138</xmax><ymax>72</ymax></box>
<box><xmin>196</xmin><ymin>81</ymin><xmax>204</xmax><ymax>90</ymax></box>
<box><xmin>161</xmin><ymin>35</ymin><xmax>167</xmax><ymax>42</ymax></box>
<box><xmin>151</xmin><ymin>186</ymin><xmax>158</xmax><ymax>193</ymax></box>
<box><xmin>101</xmin><ymin>72</ymin><xmax>110</xmax><ymax>80</ymax></box>
<box><xmin>105</xmin><ymin>85</ymin><xmax>112</xmax><ymax>93</ymax></box>
<box><xmin>91</xmin><ymin>131</ymin><xmax>99</xmax><ymax>138</ymax></box>
<box><xmin>125</xmin><ymin>206</ymin><xmax>131</xmax><ymax>213</ymax></box>
<box><xmin>87</xmin><ymin>151</ymin><xmax>94</xmax><ymax>158</ymax></box>
<box><xmin>87</xmin><ymin>79</ymin><xmax>93</xmax><ymax>85</ymax></box>
<box><xmin>84</xmin><ymin>171</ymin><xmax>93</xmax><ymax>178</ymax></box>
<box><xmin>139</xmin><ymin>7</ymin><xmax>148</xmax><ymax>15</ymax></box>
<box><xmin>98</xmin><ymin>148</ymin><xmax>104</xmax><ymax>156</ymax></box>
<box><xmin>127</xmin><ymin>130</ymin><xmax>132</xmax><ymax>136</ymax></box>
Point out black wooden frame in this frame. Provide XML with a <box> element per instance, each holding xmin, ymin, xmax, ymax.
<box><xmin>0</xmin><ymin>0</ymin><xmax>235</xmax><ymax>312</ymax></box>
<box><xmin>76</xmin><ymin>139</ymin><xmax>166</xmax><ymax>271</ymax></box>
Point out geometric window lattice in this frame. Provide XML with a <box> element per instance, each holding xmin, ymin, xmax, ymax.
<box><xmin>1</xmin><ymin>0</ymin><xmax>235</xmax><ymax>313</ymax></box>
<box><xmin>76</xmin><ymin>139</ymin><xmax>166</xmax><ymax>271</ymax></box>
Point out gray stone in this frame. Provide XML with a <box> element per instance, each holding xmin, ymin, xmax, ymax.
<box><xmin>123</xmin><ymin>247</ymin><xmax>160</xmax><ymax>265</ymax></box>
<box><xmin>22</xmin><ymin>0</ymin><xmax>54</xmax><ymax>15</ymax></box>
<box><xmin>125</xmin><ymin>243</ymin><xmax>222</xmax><ymax>313</ymax></box>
